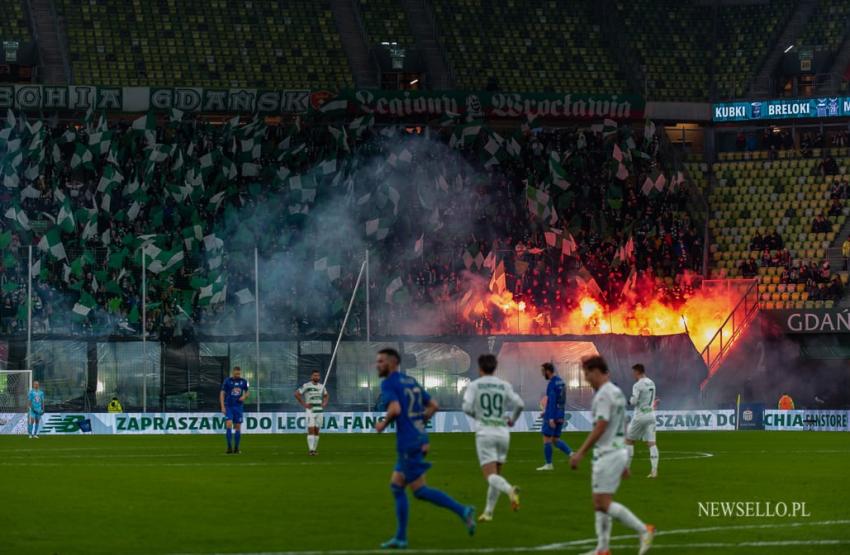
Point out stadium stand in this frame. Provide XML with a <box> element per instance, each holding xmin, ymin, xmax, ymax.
<box><xmin>613</xmin><ymin>0</ymin><xmax>710</xmax><ymax>101</ymax></box>
<box><xmin>799</xmin><ymin>0</ymin><xmax>850</xmax><ymax>54</ymax></box>
<box><xmin>0</xmin><ymin>0</ymin><xmax>32</xmax><ymax>43</ymax></box>
<box><xmin>54</xmin><ymin>0</ymin><xmax>352</xmax><ymax>88</ymax></box>
<box><xmin>0</xmin><ymin>111</ymin><xmax>698</xmax><ymax>338</ymax></box>
<box><xmin>357</xmin><ymin>0</ymin><xmax>415</xmax><ymax>48</ymax></box>
<box><xmin>431</xmin><ymin>0</ymin><xmax>627</xmax><ymax>93</ymax></box>
<box><xmin>709</xmin><ymin>145</ymin><xmax>849</xmax><ymax>309</ymax></box>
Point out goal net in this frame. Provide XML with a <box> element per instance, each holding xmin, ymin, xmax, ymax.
<box><xmin>0</xmin><ymin>370</ymin><xmax>33</xmax><ymax>414</ymax></box>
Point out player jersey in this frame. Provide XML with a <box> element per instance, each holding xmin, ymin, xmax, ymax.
<box><xmin>591</xmin><ymin>381</ymin><xmax>627</xmax><ymax>457</ymax></box>
<box><xmin>543</xmin><ymin>375</ymin><xmax>566</xmax><ymax>421</ymax></box>
<box><xmin>298</xmin><ymin>382</ymin><xmax>326</xmax><ymax>413</ymax></box>
<box><xmin>630</xmin><ymin>377</ymin><xmax>656</xmax><ymax>414</ymax></box>
<box><xmin>381</xmin><ymin>371</ymin><xmax>431</xmax><ymax>452</ymax></box>
<box><xmin>462</xmin><ymin>376</ymin><xmax>524</xmax><ymax>431</ymax></box>
<box><xmin>28</xmin><ymin>389</ymin><xmax>45</xmax><ymax>413</ymax></box>
<box><xmin>221</xmin><ymin>377</ymin><xmax>249</xmax><ymax>407</ymax></box>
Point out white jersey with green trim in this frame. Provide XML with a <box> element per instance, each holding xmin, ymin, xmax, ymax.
<box><xmin>298</xmin><ymin>382</ymin><xmax>326</xmax><ymax>413</ymax></box>
<box><xmin>462</xmin><ymin>376</ymin><xmax>524</xmax><ymax>433</ymax></box>
<box><xmin>591</xmin><ymin>381</ymin><xmax>627</xmax><ymax>456</ymax></box>
<box><xmin>630</xmin><ymin>377</ymin><xmax>656</xmax><ymax>414</ymax></box>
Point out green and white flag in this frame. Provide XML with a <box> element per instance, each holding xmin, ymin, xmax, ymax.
<box><xmin>131</xmin><ymin>112</ymin><xmax>156</xmax><ymax>133</ymax></box>
<box><xmin>70</xmin><ymin>142</ymin><xmax>93</xmax><ymax>170</ymax></box>
<box><xmin>38</xmin><ymin>228</ymin><xmax>67</xmax><ymax>260</ymax></box>
<box><xmin>365</xmin><ymin>218</ymin><xmax>391</xmax><ymax>240</ymax></box>
<box><xmin>72</xmin><ymin>291</ymin><xmax>97</xmax><ymax>318</ymax></box>
<box><xmin>57</xmin><ymin>197</ymin><xmax>76</xmax><ymax>233</ymax></box>
<box><xmin>4</xmin><ymin>205</ymin><xmax>30</xmax><ymax>230</ymax></box>
<box><xmin>526</xmin><ymin>185</ymin><xmax>557</xmax><ymax>224</ymax></box>
<box><xmin>314</xmin><ymin>256</ymin><xmax>341</xmax><ymax>281</ymax></box>
<box><xmin>234</xmin><ymin>288</ymin><xmax>255</xmax><ymax>304</ymax></box>
<box><xmin>319</xmin><ymin>98</ymin><xmax>348</xmax><ymax>118</ymax></box>
<box><xmin>548</xmin><ymin>151</ymin><xmax>570</xmax><ymax>189</ymax></box>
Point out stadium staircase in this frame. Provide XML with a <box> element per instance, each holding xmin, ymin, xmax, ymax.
<box><xmin>26</xmin><ymin>0</ymin><xmax>69</xmax><ymax>83</ymax></box>
<box><xmin>592</xmin><ymin>0</ymin><xmax>645</xmax><ymax>95</ymax></box>
<box><xmin>828</xmin><ymin>28</ymin><xmax>850</xmax><ymax>90</ymax></box>
<box><xmin>749</xmin><ymin>0</ymin><xmax>817</xmax><ymax>97</ymax></box>
<box><xmin>398</xmin><ymin>0</ymin><xmax>453</xmax><ymax>89</ymax></box>
<box><xmin>699</xmin><ymin>279</ymin><xmax>760</xmax><ymax>389</ymax></box>
<box><xmin>329</xmin><ymin>0</ymin><xmax>380</xmax><ymax>89</ymax></box>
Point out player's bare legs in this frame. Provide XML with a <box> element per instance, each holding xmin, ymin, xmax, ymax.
<box><xmin>479</xmin><ymin>462</ymin><xmax>519</xmax><ymax>521</ymax></box>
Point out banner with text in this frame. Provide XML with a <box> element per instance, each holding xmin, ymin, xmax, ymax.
<box><xmin>766</xmin><ymin>309</ymin><xmax>850</xmax><ymax>334</ymax></box>
<box><xmin>0</xmin><ymin>410</ymin><xmax>735</xmax><ymax>435</ymax></box>
<box><xmin>764</xmin><ymin>410</ymin><xmax>850</xmax><ymax>431</ymax></box>
<box><xmin>713</xmin><ymin>96</ymin><xmax>850</xmax><ymax>122</ymax></box>
<box><xmin>0</xmin><ymin>85</ymin><xmax>313</xmax><ymax>114</ymax></box>
<box><xmin>342</xmin><ymin>89</ymin><xmax>644</xmax><ymax>121</ymax></box>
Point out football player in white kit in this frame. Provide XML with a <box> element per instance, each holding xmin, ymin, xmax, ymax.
<box><xmin>570</xmin><ymin>356</ymin><xmax>654</xmax><ymax>555</ymax></box>
<box><xmin>462</xmin><ymin>354</ymin><xmax>524</xmax><ymax>522</ymax></box>
<box><xmin>625</xmin><ymin>363</ymin><xmax>659</xmax><ymax>478</ymax></box>
<box><xmin>295</xmin><ymin>370</ymin><xmax>329</xmax><ymax>456</ymax></box>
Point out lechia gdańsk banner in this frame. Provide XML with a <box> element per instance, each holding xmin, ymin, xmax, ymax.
<box><xmin>0</xmin><ymin>410</ymin><xmax>735</xmax><ymax>435</ymax></box>
<box><xmin>0</xmin><ymin>85</ymin><xmax>645</xmax><ymax>121</ymax></box>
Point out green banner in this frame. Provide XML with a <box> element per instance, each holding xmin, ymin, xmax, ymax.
<box><xmin>341</xmin><ymin>89</ymin><xmax>644</xmax><ymax>121</ymax></box>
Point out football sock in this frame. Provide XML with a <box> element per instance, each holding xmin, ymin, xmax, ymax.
<box><xmin>413</xmin><ymin>486</ymin><xmax>466</xmax><ymax>518</ymax></box>
<box><xmin>33</xmin><ymin>422</ymin><xmax>38</xmax><ymax>435</ymax></box>
<box><xmin>649</xmin><ymin>445</ymin><xmax>659</xmax><ymax>472</ymax></box>
<box><xmin>554</xmin><ymin>439</ymin><xmax>572</xmax><ymax>455</ymax></box>
<box><xmin>627</xmin><ymin>444</ymin><xmax>635</xmax><ymax>467</ymax></box>
<box><xmin>595</xmin><ymin>510</ymin><xmax>612</xmax><ymax>552</ymax></box>
<box><xmin>226</xmin><ymin>428</ymin><xmax>232</xmax><ymax>449</ymax></box>
<box><xmin>27</xmin><ymin>422</ymin><xmax>32</xmax><ymax>435</ymax></box>
<box><xmin>234</xmin><ymin>431</ymin><xmax>241</xmax><ymax>449</ymax></box>
<box><xmin>484</xmin><ymin>484</ymin><xmax>499</xmax><ymax>515</ymax></box>
<box><xmin>313</xmin><ymin>435</ymin><xmax>320</xmax><ymax>451</ymax></box>
<box><xmin>307</xmin><ymin>434</ymin><xmax>314</xmax><ymax>451</ymax></box>
<box><xmin>608</xmin><ymin>502</ymin><xmax>647</xmax><ymax>534</ymax></box>
<box><xmin>391</xmin><ymin>484</ymin><xmax>408</xmax><ymax>541</ymax></box>
<box><xmin>487</xmin><ymin>473</ymin><xmax>513</xmax><ymax>495</ymax></box>
<box><xmin>544</xmin><ymin>443</ymin><xmax>553</xmax><ymax>464</ymax></box>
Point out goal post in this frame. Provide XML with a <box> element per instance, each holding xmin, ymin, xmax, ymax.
<box><xmin>0</xmin><ymin>370</ymin><xmax>33</xmax><ymax>414</ymax></box>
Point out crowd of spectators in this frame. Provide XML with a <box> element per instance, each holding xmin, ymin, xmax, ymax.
<box><xmin>0</xmin><ymin>110</ymin><xmax>701</xmax><ymax>339</ymax></box>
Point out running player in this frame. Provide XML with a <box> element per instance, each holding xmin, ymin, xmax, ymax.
<box><xmin>537</xmin><ymin>362</ymin><xmax>572</xmax><ymax>470</ymax></box>
<box><xmin>570</xmin><ymin>356</ymin><xmax>654</xmax><ymax>555</ymax></box>
<box><xmin>374</xmin><ymin>348</ymin><xmax>476</xmax><ymax>549</ymax></box>
<box><xmin>626</xmin><ymin>363</ymin><xmax>659</xmax><ymax>478</ymax></box>
<box><xmin>27</xmin><ymin>381</ymin><xmax>45</xmax><ymax>438</ymax></box>
<box><xmin>462</xmin><ymin>354</ymin><xmax>524</xmax><ymax>521</ymax></box>
<box><xmin>220</xmin><ymin>366</ymin><xmax>249</xmax><ymax>454</ymax></box>
<box><xmin>295</xmin><ymin>370</ymin><xmax>329</xmax><ymax>456</ymax></box>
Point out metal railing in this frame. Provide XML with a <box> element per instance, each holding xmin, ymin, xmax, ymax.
<box><xmin>699</xmin><ymin>278</ymin><xmax>760</xmax><ymax>388</ymax></box>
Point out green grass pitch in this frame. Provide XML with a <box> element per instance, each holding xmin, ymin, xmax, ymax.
<box><xmin>4</xmin><ymin>431</ymin><xmax>850</xmax><ymax>554</ymax></box>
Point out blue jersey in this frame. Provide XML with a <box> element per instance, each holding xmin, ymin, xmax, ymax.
<box><xmin>544</xmin><ymin>375</ymin><xmax>566</xmax><ymax>420</ymax></box>
<box><xmin>221</xmin><ymin>377</ymin><xmax>249</xmax><ymax>407</ymax></box>
<box><xmin>381</xmin><ymin>371</ymin><xmax>431</xmax><ymax>452</ymax></box>
<box><xmin>28</xmin><ymin>389</ymin><xmax>45</xmax><ymax>413</ymax></box>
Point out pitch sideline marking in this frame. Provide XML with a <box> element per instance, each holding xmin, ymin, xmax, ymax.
<box><xmin>174</xmin><ymin>519</ymin><xmax>850</xmax><ymax>555</ymax></box>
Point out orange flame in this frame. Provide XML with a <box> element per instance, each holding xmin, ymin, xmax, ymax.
<box><xmin>464</xmin><ymin>282</ymin><xmax>741</xmax><ymax>353</ymax></box>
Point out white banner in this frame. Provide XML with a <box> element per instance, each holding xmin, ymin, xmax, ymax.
<box><xmin>764</xmin><ymin>410</ymin><xmax>850</xmax><ymax>431</ymax></box>
<box><xmin>0</xmin><ymin>409</ymin><xmax>738</xmax><ymax>435</ymax></box>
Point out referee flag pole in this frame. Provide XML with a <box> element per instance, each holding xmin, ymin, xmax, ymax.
<box><xmin>322</xmin><ymin>259</ymin><xmax>367</xmax><ymax>390</ymax></box>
